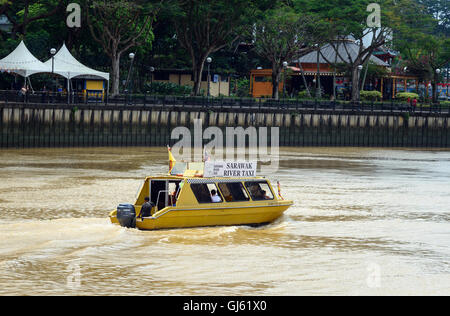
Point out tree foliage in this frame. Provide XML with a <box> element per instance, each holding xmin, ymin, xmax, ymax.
<box><xmin>0</xmin><ymin>0</ymin><xmax>447</xmax><ymax>99</ymax></box>
<box><xmin>251</xmin><ymin>5</ymin><xmax>316</xmax><ymax>99</ymax></box>
<box><xmin>170</xmin><ymin>0</ymin><xmax>258</xmax><ymax>95</ymax></box>
<box><xmin>416</xmin><ymin>0</ymin><xmax>449</xmax><ymax>36</ymax></box>
<box><xmin>395</xmin><ymin>0</ymin><xmax>450</xmax><ymax>101</ymax></box>
<box><xmin>292</xmin><ymin>0</ymin><xmax>427</xmax><ymax>101</ymax></box>
<box><xmin>1</xmin><ymin>0</ymin><xmax>65</xmax><ymax>38</ymax></box>
<box><xmin>85</xmin><ymin>0</ymin><xmax>161</xmax><ymax>95</ymax></box>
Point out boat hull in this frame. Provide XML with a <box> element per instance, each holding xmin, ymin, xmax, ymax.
<box><xmin>110</xmin><ymin>202</ymin><xmax>292</xmax><ymax>230</ymax></box>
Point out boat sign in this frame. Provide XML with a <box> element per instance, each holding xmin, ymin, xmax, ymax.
<box><xmin>204</xmin><ymin>161</ymin><xmax>257</xmax><ymax>178</ymax></box>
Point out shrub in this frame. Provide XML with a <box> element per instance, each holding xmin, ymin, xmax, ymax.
<box><xmin>230</xmin><ymin>78</ymin><xmax>251</xmax><ymax>97</ymax></box>
<box><xmin>396</xmin><ymin>92</ymin><xmax>419</xmax><ymax>101</ymax></box>
<box><xmin>360</xmin><ymin>90</ymin><xmax>382</xmax><ymax>101</ymax></box>
<box><xmin>145</xmin><ymin>81</ymin><xmax>192</xmax><ymax>96</ymax></box>
<box><xmin>298</xmin><ymin>90</ymin><xmax>309</xmax><ymax>99</ymax></box>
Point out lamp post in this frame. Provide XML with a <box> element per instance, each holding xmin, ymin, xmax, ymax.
<box><xmin>447</xmin><ymin>68</ymin><xmax>449</xmax><ymax>99</ymax></box>
<box><xmin>357</xmin><ymin>64</ymin><xmax>363</xmax><ymax>101</ymax></box>
<box><xmin>50</xmin><ymin>48</ymin><xmax>56</xmax><ymax>94</ymax></box>
<box><xmin>125</xmin><ymin>52</ymin><xmax>135</xmax><ymax>104</ymax></box>
<box><xmin>206</xmin><ymin>57</ymin><xmax>212</xmax><ymax>97</ymax></box>
<box><xmin>403</xmin><ymin>67</ymin><xmax>408</xmax><ymax>99</ymax></box>
<box><xmin>149</xmin><ymin>66</ymin><xmax>155</xmax><ymax>94</ymax></box>
<box><xmin>315</xmin><ymin>44</ymin><xmax>321</xmax><ymax>99</ymax></box>
<box><xmin>435</xmin><ymin>68</ymin><xmax>441</xmax><ymax>103</ymax></box>
<box><xmin>282</xmin><ymin>61</ymin><xmax>288</xmax><ymax>99</ymax></box>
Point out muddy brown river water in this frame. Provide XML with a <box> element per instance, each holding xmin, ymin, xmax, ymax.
<box><xmin>0</xmin><ymin>147</ymin><xmax>449</xmax><ymax>295</ymax></box>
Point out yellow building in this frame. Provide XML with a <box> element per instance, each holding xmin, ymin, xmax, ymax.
<box><xmin>72</xmin><ymin>77</ymin><xmax>106</xmax><ymax>102</ymax></box>
<box><xmin>152</xmin><ymin>69</ymin><xmax>231</xmax><ymax>96</ymax></box>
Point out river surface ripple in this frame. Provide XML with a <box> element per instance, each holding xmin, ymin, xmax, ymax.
<box><xmin>0</xmin><ymin>147</ymin><xmax>449</xmax><ymax>295</ymax></box>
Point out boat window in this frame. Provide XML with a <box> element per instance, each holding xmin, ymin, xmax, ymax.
<box><xmin>217</xmin><ymin>182</ymin><xmax>250</xmax><ymax>202</ymax></box>
<box><xmin>245</xmin><ymin>181</ymin><xmax>274</xmax><ymax>201</ymax></box>
<box><xmin>150</xmin><ymin>180</ymin><xmax>168</xmax><ymax>210</ymax></box>
<box><xmin>191</xmin><ymin>183</ymin><xmax>222</xmax><ymax>204</ymax></box>
<box><xmin>168</xmin><ymin>180</ymin><xmax>182</xmax><ymax>206</ymax></box>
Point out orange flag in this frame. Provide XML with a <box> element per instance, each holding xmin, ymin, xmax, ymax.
<box><xmin>168</xmin><ymin>146</ymin><xmax>176</xmax><ymax>173</ymax></box>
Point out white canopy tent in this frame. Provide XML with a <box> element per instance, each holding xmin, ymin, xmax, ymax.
<box><xmin>42</xmin><ymin>43</ymin><xmax>110</xmax><ymax>97</ymax></box>
<box><xmin>0</xmin><ymin>41</ymin><xmax>110</xmax><ymax>96</ymax></box>
<box><xmin>0</xmin><ymin>41</ymin><xmax>48</xmax><ymax>89</ymax></box>
<box><xmin>42</xmin><ymin>43</ymin><xmax>110</xmax><ymax>81</ymax></box>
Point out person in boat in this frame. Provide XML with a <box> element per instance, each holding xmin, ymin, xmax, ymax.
<box><xmin>211</xmin><ymin>190</ymin><xmax>222</xmax><ymax>203</ymax></box>
<box><xmin>170</xmin><ymin>182</ymin><xmax>180</xmax><ymax>206</ymax></box>
<box><xmin>261</xmin><ymin>190</ymin><xmax>271</xmax><ymax>200</ymax></box>
<box><xmin>140</xmin><ymin>197</ymin><xmax>153</xmax><ymax>218</ymax></box>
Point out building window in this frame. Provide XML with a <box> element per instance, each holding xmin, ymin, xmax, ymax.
<box><xmin>254</xmin><ymin>76</ymin><xmax>270</xmax><ymax>82</ymax></box>
<box><xmin>154</xmin><ymin>72</ymin><xmax>169</xmax><ymax>81</ymax></box>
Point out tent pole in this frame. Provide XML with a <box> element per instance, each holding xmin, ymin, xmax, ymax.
<box><xmin>67</xmin><ymin>78</ymin><xmax>70</xmax><ymax>104</ymax></box>
<box><xmin>27</xmin><ymin>77</ymin><xmax>35</xmax><ymax>93</ymax></box>
<box><xmin>70</xmin><ymin>79</ymin><xmax>74</xmax><ymax>104</ymax></box>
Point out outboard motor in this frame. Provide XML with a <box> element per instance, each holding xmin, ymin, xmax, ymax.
<box><xmin>116</xmin><ymin>204</ymin><xmax>136</xmax><ymax>228</ymax></box>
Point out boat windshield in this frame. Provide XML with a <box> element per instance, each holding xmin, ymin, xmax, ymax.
<box><xmin>170</xmin><ymin>162</ymin><xmax>187</xmax><ymax>176</ymax></box>
<box><xmin>245</xmin><ymin>181</ymin><xmax>274</xmax><ymax>201</ymax></box>
<box><xmin>217</xmin><ymin>182</ymin><xmax>250</xmax><ymax>202</ymax></box>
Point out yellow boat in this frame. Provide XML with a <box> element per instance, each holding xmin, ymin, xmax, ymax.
<box><xmin>109</xmin><ymin>150</ymin><xmax>293</xmax><ymax>230</ymax></box>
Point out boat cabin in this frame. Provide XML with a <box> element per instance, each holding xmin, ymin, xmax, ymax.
<box><xmin>135</xmin><ymin>176</ymin><xmax>277</xmax><ymax>218</ymax></box>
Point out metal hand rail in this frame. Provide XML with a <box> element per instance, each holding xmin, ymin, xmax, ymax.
<box><xmin>155</xmin><ymin>190</ymin><xmax>174</xmax><ymax>213</ymax></box>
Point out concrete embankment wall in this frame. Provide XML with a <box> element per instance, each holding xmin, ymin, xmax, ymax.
<box><xmin>1</xmin><ymin>103</ymin><xmax>449</xmax><ymax>148</ymax></box>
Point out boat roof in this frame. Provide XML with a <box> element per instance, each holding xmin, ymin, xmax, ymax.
<box><xmin>145</xmin><ymin>175</ymin><xmax>268</xmax><ymax>182</ymax></box>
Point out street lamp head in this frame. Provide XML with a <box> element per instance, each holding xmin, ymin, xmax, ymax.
<box><xmin>149</xmin><ymin>66</ymin><xmax>155</xmax><ymax>72</ymax></box>
<box><xmin>50</xmin><ymin>48</ymin><xmax>56</xmax><ymax>55</ymax></box>
<box><xmin>206</xmin><ymin>57</ymin><xmax>212</xmax><ymax>64</ymax></box>
<box><xmin>358</xmin><ymin>65</ymin><xmax>363</xmax><ymax>70</ymax></box>
<box><xmin>283</xmin><ymin>61</ymin><xmax>288</xmax><ymax>68</ymax></box>
<box><xmin>436</xmin><ymin>69</ymin><xmax>441</xmax><ymax>74</ymax></box>
<box><xmin>129</xmin><ymin>52</ymin><xmax>135</xmax><ymax>60</ymax></box>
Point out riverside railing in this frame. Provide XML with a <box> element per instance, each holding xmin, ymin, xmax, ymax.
<box><xmin>1</xmin><ymin>89</ymin><xmax>449</xmax><ymax>115</ymax></box>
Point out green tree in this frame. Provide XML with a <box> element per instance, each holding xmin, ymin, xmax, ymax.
<box><xmin>251</xmin><ymin>6</ymin><xmax>316</xmax><ymax>99</ymax></box>
<box><xmin>294</xmin><ymin>0</ymin><xmax>422</xmax><ymax>102</ymax></box>
<box><xmin>171</xmin><ymin>0</ymin><xmax>257</xmax><ymax>96</ymax></box>
<box><xmin>86</xmin><ymin>0</ymin><xmax>161</xmax><ymax>96</ymax></box>
<box><xmin>399</xmin><ymin>34</ymin><xmax>450</xmax><ymax>102</ymax></box>
<box><xmin>416</xmin><ymin>0</ymin><xmax>449</xmax><ymax>36</ymax></box>
<box><xmin>1</xmin><ymin>0</ymin><xmax>65</xmax><ymax>38</ymax></box>
<box><xmin>395</xmin><ymin>1</ymin><xmax>450</xmax><ymax>102</ymax></box>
